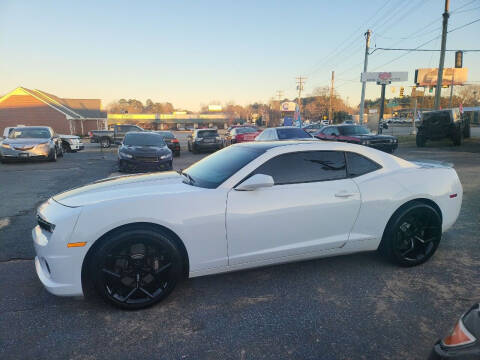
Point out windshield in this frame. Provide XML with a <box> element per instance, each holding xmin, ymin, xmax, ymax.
<box><xmin>123</xmin><ymin>133</ymin><xmax>166</xmax><ymax>146</ymax></box>
<box><xmin>156</xmin><ymin>131</ymin><xmax>175</xmax><ymax>139</ymax></box>
<box><xmin>8</xmin><ymin>128</ymin><xmax>51</xmax><ymax>139</ymax></box>
<box><xmin>197</xmin><ymin>130</ymin><xmax>218</xmax><ymax>137</ymax></box>
<box><xmin>235</xmin><ymin>127</ymin><xmax>258</xmax><ymax>134</ymax></box>
<box><xmin>277</xmin><ymin>128</ymin><xmax>312</xmax><ymax>140</ymax></box>
<box><xmin>183</xmin><ymin>146</ymin><xmax>264</xmax><ymax>188</ymax></box>
<box><xmin>338</xmin><ymin>126</ymin><xmax>370</xmax><ymax>136</ymax></box>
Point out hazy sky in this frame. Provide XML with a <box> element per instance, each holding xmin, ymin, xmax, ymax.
<box><xmin>1</xmin><ymin>0</ymin><xmax>479</xmax><ymax>111</ymax></box>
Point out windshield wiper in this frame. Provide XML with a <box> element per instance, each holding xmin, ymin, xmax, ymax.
<box><xmin>177</xmin><ymin>169</ymin><xmax>195</xmax><ymax>185</ymax></box>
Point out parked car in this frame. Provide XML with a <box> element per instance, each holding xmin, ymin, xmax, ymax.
<box><xmin>1</xmin><ymin>126</ymin><xmax>63</xmax><ymax>162</ymax></box>
<box><xmin>429</xmin><ymin>303</ymin><xmax>480</xmax><ymax>359</ymax></box>
<box><xmin>314</xmin><ymin>124</ymin><xmax>398</xmax><ymax>153</ymax></box>
<box><xmin>187</xmin><ymin>128</ymin><xmax>222</xmax><ymax>153</ymax></box>
<box><xmin>118</xmin><ymin>132</ymin><xmax>172</xmax><ymax>172</ymax></box>
<box><xmin>342</xmin><ymin>120</ymin><xmax>355</xmax><ymax>125</ymax></box>
<box><xmin>89</xmin><ymin>124</ymin><xmax>144</xmax><ymax>148</ymax></box>
<box><xmin>302</xmin><ymin>123</ymin><xmax>324</xmax><ymax>133</ymax></box>
<box><xmin>223</xmin><ymin>126</ymin><xmax>261</xmax><ymax>146</ymax></box>
<box><xmin>58</xmin><ymin>134</ymin><xmax>84</xmax><ymax>152</ymax></box>
<box><xmin>255</xmin><ymin>126</ymin><xmax>314</xmax><ymax>141</ymax></box>
<box><xmin>32</xmin><ymin>141</ymin><xmax>462</xmax><ymax>309</ymax></box>
<box><xmin>416</xmin><ymin>108</ymin><xmax>469</xmax><ymax>147</ymax></box>
<box><xmin>321</xmin><ymin>120</ymin><xmax>330</xmax><ymax>126</ymax></box>
<box><xmin>154</xmin><ymin>131</ymin><xmax>180</xmax><ymax>157</ymax></box>
<box><xmin>226</xmin><ymin>124</ymin><xmax>258</xmax><ymax>132</ymax></box>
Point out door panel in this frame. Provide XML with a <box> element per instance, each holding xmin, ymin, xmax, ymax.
<box><xmin>226</xmin><ymin>179</ymin><xmax>361</xmax><ymax>265</ymax></box>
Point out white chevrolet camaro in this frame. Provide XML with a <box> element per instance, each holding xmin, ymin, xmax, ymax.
<box><xmin>33</xmin><ymin>141</ymin><xmax>462</xmax><ymax>309</ymax></box>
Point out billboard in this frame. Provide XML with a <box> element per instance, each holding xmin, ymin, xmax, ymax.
<box><xmin>414</xmin><ymin>68</ymin><xmax>468</xmax><ymax>86</ymax></box>
<box><xmin>208</xmin><ymin>104</ymin><xmax>222</xmax><ymax>112</ymax></box>
<box><xmin>361</xmin><ymin>72</ymin><xmax>408</xmax><ymax>84</ymax></box>
<box><xmin>281</xmin><ymin>101</ymin><xmax>297</xmax><ymax>112</ymax></box>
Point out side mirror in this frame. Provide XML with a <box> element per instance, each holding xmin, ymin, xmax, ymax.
<box><xmin>235</xmin><ymin>174</ymin><xmax>274</xmax><ymax>191</ymax></box>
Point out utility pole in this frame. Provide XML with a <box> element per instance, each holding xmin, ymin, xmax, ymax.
<box><xmin>275</xmin><ymin>90</ymin><xmax>284</xmax><ymax>126</ymax></box>
<box><xmin>449</xmin><ymin>72</ymin><xmax>455</xmax><ymax>108</ymax></box>
<box><xmin>359</xmin><ymin>29</ymin><xmax>372</xmax><ymax>125</ymax></box>
<box><xmin>434</xmin><ymin>0</ymin><xmax>450</xmax><ymax>109</ymax></box>
<box><xmin>329</xmin><ymin>71</ymin><xmax>335</xmax><ymax>123</ymax></box>
<box><xmin>377</xmin><ymin>83</ymin><xmax>386</xmax><ymax>134</ymax></box>
<box><xmin>296</xmin><ymin>76</ymin><xmax>306</xmax><ymax>118</ymax></box>
<box><xmin>275</xmin><ymin>90</ymin><xmax>284</xmax><ymax>102</ymax></box>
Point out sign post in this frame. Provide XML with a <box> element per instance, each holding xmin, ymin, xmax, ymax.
<box><xmin>361</xmin><ymin>72</ymin><xmax>408</xmax><ymax>134</ymax></box>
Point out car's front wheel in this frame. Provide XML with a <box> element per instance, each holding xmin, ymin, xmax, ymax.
<box><xmin>379</xmin><ymin>201</ymin><xmax>442</xmax><ymax>267</ymax></box>
<box><xmin>89</xmin><ymin>227</ymin><xmax>184</xmax><ymax>310</ymax></box>
<box><xmin>48</xmin><ymin>148</ymin><xmax>57</xmax><ymax>162</ymax></box>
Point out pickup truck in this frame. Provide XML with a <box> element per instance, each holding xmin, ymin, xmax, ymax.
<box><xmin>89</xmin><ymin>124</ymin><xmax>144</xmax><ymax>148</ymax></box>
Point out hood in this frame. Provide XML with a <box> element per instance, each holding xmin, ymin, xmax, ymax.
<box><xmin>53</xmin><ymin>171</ymin><xmax>199</xmax><ymax>207</ymax></box>
<box><xmin>58</xmin><ymin>134</ymin><xmax>79</xmax><ymax>139</ymax></box>
<box><xmin>348</xmin><ymin>134</ymin><xmax>396</xmax><ymax>140</ymax></box>
<box><xmin>120</xmin><ymin>145</ymin><xmax>170</xmax><ymax>154</ymax></box>
<box><xmin>4</xmin><ymin>138</ymin><xmax>51</xmax><ymax>146</ymax></box>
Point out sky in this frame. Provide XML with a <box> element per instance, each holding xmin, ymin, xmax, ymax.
<box><xmin>0</xmin><ymin>0</ymin><xmax>479</xmax><ymax>111</ymax></box>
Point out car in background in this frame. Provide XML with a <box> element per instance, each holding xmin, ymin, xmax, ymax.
<box><xmin>187</xmin><ymin>128</ymin><xmax>222</xmax><ymax>153</ymax></box>
<box><xmin>89</xmin><ymin>124</ymin><xmax>144</xmax><ymax>148</ymax></box>
<box><xmin>223</xmin><ymin>126</ymin><xmax>261</xmax><ymax>146</ymax></box>
<box><xmin>321</xmin><ymin>120</ymin><xmax>330</xmax><ymax>126</ymax></box>
<box><xmin>342</xmin><ymin>120</ymin><xmax>354</xmax><ymax>125</ymax></box>
<box><xmin>118</xmin><ymin>132</ymin><xmax>172</xmax><ymax>172</ymax></box>
<box><xmin>302</xmin><ymin>123</ymin><xmax>324</xmax><ymax>134</ymax></box>
<box><xmin>1</xmin><ymin>126</ymin><xmax>63</xmax><ymax>162</ymax></box>
<box><xmin>255</xmin><ymin>126</ymin><xmax>314</xmax><ymax>141</ymax></box>
<box><xmin>58</xmin><ymin>134</ymin><xmax>84</xmax><ymax>152</ymax></box>
<box><xmin>154</xmin><ymin>131</ymin><xmax>180</xmax><ymax>157</ymax></box>
<box><xmin>429</xmin><ymin>303</ymin><xmax>480</xmax><ymax>359</ymax></box>
<box><xmin>314</xmin><ymin>124</ymin><xmax>398</xmax><ymax>153</ymax></box>
<box><xmin>32</xmin><ymin>140</ymin><xmax>462</xmax><ymax>309</ymax></box>
<box><xmin>416</xmin><ymin>108</ymin><xmax>469</xmax><ymax>147</ymax></box>
<box><xmin>226</xmin><ymin>124</ymin><xmax>258</xmax><ymax>132</ymax></box>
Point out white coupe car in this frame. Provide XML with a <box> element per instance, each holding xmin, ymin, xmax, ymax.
<box><xmin>33</xmin><ymin>141</ymin><xmax>462</xmax><ymax>309</ymax></box>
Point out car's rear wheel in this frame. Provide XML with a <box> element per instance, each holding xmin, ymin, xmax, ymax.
<box><xmin>100</xmin><ymin>137</ymin><xmax>111</xmax><ymax>148</ymax></box>
<box><xmin>453</xmin><ymin>128</ymin><xmax>463</xmax><ymax>146</ymax></box>
<box><xmin>380</xmin><ymin>201</ymin><xmax>442</xmax><ymax>267</ymax></box>
<box><xmin>416</xmin><ymin>133</ymin><xmax>426</xmax><ymax>147</ymax></box>
<box><xmin>90</xmin><ymin>228</ymin><xmax>183</xmax><ymax>310</ymax></box>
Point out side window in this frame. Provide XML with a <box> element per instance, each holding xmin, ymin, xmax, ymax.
<box><xmin>252</xmin><ymin>151</ymin><xmax>347</xmax><ymax>185</ymax></box>
<box><xmin>345</xmin><ymin>152</ymin><xmax>381</xmax><ymax>177</ymax></box>
<box><xmin>332</xmin><ymin>128</ymin><xmax>340</xmax><ymax>136</ymax></box>
<box><xmin>323</xmin><ymin>127</ymin><xmax>332</xmax><ymax>135</ymax></box>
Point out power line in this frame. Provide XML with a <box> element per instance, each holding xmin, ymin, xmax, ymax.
<box><xmin>370</xmin><ymin>47</ymin><xmax>480</xmax><ymax>53</ymax></box>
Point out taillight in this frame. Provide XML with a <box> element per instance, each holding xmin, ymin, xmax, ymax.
<box><xmin>442</xmin><ymin>318</ymin><xmax>476</xmax><ymax>347</ymax></box>
<box><xmin>88</xmin><ymin>131</ymin><xmax>92</xmax><ymax>137</ymax></box>
<box><xmin>171</xmin><ymin>139</ymin><xmax>179</xmax><ymax>143</ymax></box>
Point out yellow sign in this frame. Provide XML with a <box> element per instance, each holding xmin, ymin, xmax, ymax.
<box><xmin>415</xmin><ymin>68</ymin><xmax>468</xmax><ymax>86</ymax></box>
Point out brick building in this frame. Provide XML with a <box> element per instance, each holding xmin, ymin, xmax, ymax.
<box><xmin>0</xmin><ymin>87</ymin><xmax>107</xmax><ymax>135</ymax></box>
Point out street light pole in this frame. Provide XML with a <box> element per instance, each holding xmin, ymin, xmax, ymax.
<box><xmin>359</xmin><ymin>30</ymin><xmax>372</xmax><ymax>124</ymax></box>
<box><xmin>434</xmin><ymin>0</ymin><xmax>450</xmax><ymax>109</ymax></box>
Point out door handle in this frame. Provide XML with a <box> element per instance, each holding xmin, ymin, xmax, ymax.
<box><xmin>335</xmin><ymin>191</ymin><xmax>356</xmax><ymax>198</ymax></box>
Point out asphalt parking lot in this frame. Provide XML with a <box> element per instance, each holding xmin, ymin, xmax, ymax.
<box><xmin>1</xmin><ymin>136</ymin><xmax>480</xmax><ymax>359</ymax></box>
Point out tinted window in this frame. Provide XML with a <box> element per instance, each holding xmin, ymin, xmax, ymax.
<box><xmin>184</xmin><ymin>146</ymin><xmax>264</xmax><ymax>188</ymax></box>
<box><xmin>9</xmin><ymin>127</ymin><xmax>51</xmax><ymax>139</ymax></box>
<box><xmin>197</xmin><ymin>130</ymin><xmax>218</xmax><ymax>137</ymax></box>
<box><xmin>252</xmin><ymin>151</ymin><xmax>346</xmax><ymax>185</ymax></box>
<box><xmin>235</xmin><ymin>127</ymin><xmax>257</xmax><ymax>134</ymax></box>
<box><xmin>123</xmin><ymin>133</ymin><xmax>165</xmax><ymax>146</ymax></box>
<box><xmin>338</xmin><ymin>126</ymin><xmax>370</xmax><ymax>136</ymax></box>
<box><xmin>323</xmin><ymin>127</ymin><xmax>339</xmax><ymax>136</ymax></box>
<box><xmin>277</xmin><ymin>128</ymin><xmax>312</xmax><ymax>140</ymax></box>
<box><xmin>346</xmin><ymin>152</ymin><xmax>381</xmax><ymax>177</ymax></box>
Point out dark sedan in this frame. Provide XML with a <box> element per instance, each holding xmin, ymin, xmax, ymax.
<box><xmin>187</xmin><ymin>129</ymin><xmax>222</xmax><ymax>153</ymax></box>
<box><xmin>0</xmin><ymin>126</ymin><xmax>63</xmax><ymax>162</ymax></box>
<box><xmin>118</xmin><ymin>132</ymin><xmax>172</xmax><ymax>172</ymax></box>
<box><xmin>155</xmin><ymin>131</ymin><xmax>180</xmax><ymax>156</ymax></box>
<box><xmin>314</xmin><ymin>125</ymin><xmax>398</xmax><ymax>153</ymax></box>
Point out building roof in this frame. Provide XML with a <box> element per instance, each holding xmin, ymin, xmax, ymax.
<box><xmin>0</xmin><ymin>87</ymin><xmax>106</xmax><ymax>119</ymax></box>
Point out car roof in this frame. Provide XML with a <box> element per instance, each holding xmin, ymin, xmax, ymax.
<box><xmin>125</xmin><ymin>131</ymin><xmax>161</xmax><ymax>136</ymax></box>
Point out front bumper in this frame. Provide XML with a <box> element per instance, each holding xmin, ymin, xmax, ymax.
<box><xmin>119</xmin><ymin>156</ymin><xmax>172</xmax><ymax>171</ymax></box>
<box><xmin>1</xmin><ymin>146</ymin><xmax>50</xmax><ymax>160</ymax></box>
<box><xmin>367</xmin><ymin>143</ymin><xmax>398</xmax><ymax>152</ymax></box>
<box><xmin>69</xmin><ymin>142</ymin><xmax>84</xmax><ymax>151</ymax></box>
<box><xmin>32</xmin><ymin>199</ymin><xmax>85</xmax><ymax>296</ymax></box>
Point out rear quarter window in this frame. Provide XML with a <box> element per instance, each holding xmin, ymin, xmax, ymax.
<box><xmin>346</xmin><ymin>152</ymin><xmax>382</xmax><ymax>177</ymax></box>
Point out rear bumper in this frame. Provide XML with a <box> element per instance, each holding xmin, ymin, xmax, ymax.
<box><xmin>167</xmin><ymin>144</ymin><xmax>181</xmax><ymax>153</ymax></box>
<box><xmin>193</xmin><ymin>141</ymin><xmax>222</xmax><ymax>150</ymax></box>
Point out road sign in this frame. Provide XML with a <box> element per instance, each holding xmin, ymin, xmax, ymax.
<box><xmin>361</xmin><ymin>72</ymin><xmax>408</xmax><ymax>84</ymax></box>
<box><xmin>400</xmin><ymin>87</ymin><xmax>404</xmax><ymax>98</ymax></box>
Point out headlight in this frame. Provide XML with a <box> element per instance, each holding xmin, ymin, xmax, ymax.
<box><xmin>195</xmin><ymin>137</ymin><xmax>203</xmax><ymax>142</ymax></box>
<box><xmin>119</xmin><ymin>151</ymin><xmax>133</xmax><ymax>159</ymax></box>
<box><xmin>160</xmin><ymin>153</ymin><xmax>171</xmax><ymax>160</ymax></box>
<box><xmin>1</xmin><ymin>143</ymin><xmax>10</xmax><ymax>149</ymax></box>
<box><xmin>216</xmin><ymin>136</ymin><xmax>221</xmax><ymax>140</ymax></box>
<box><xmin>362</xmin><ymin>140</ymin><xmax>370</xmax><ymax>145</ymax></box>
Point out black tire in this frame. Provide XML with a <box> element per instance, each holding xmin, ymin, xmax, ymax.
<box><xmin>118</xmin><ymin>160</ymin><xmax>126</xmax><ymax>173</ymax></box>
<box><xmin>100</xmin><ymin>137</ymin><xmax>111</xmax><ymax>148</ymax></box>
<box><xmin>89</xmin><ymin>227</ymin><xmax>184</xmax><ymax>310</ymax></box>
<box><xmin>58</xmin><ymin>146</ymin><xmax>64</xmax><ymax>158</ymax></box>
<box><xmin>187</xmin><ymin>142</ymin><xmax>191</xmax><ymax>152</ymax></box>
<box><xmin>174</xmin><ymin>151</ymin><xmax>180</xmax><ymax>157</ymax></box>
<box><xmin>416</xmin><ymin>133</ymin><xmax>426</xmax><ymax>147</ymax></box>
<box><xmin>192</xmin><ymin>144</ymin><xmax>198</xmax><ymax>154</ymax></box>
<box><xmin>48</xmin><ymin>148</ymin><xmax>57</xmax><ymax>162</ymax></box>
<box><xmin>379</xmin><ymin>201</ymin><xmax>442</xmax><ymax>267</ymax></box>
<box><xmin>463</xmin><ymin>119</ymin><xmax>471</xmax><ymax>139</ymax></box>
<box><xmin>62</xmin><ymin>141</ymin><xmax>71</xmax><ymax>153</ymax></box>
<box><xmin>452</xmin><ymin>129</ymin><xmax>463</xmax><ymax>146</ymax></box>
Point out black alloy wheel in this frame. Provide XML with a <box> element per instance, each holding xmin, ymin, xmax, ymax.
<box><xmin>100</xmin><ymin>137</ymin><xmax>111</xmax><ymax>148</ymax></box>
<box><xmin>62</xmin><ymin>142</ymin><xmax>71</xmax><ymax>153</ymax></box>
<box><xmin>91</xmin><ymin>228</ymin><xmax>183</xmax><ymax>309</ymax></box>
<box><xmin>380</xmin><ymin>202</ymin><xmax>442</xmax><ymax>267</ymax></box>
